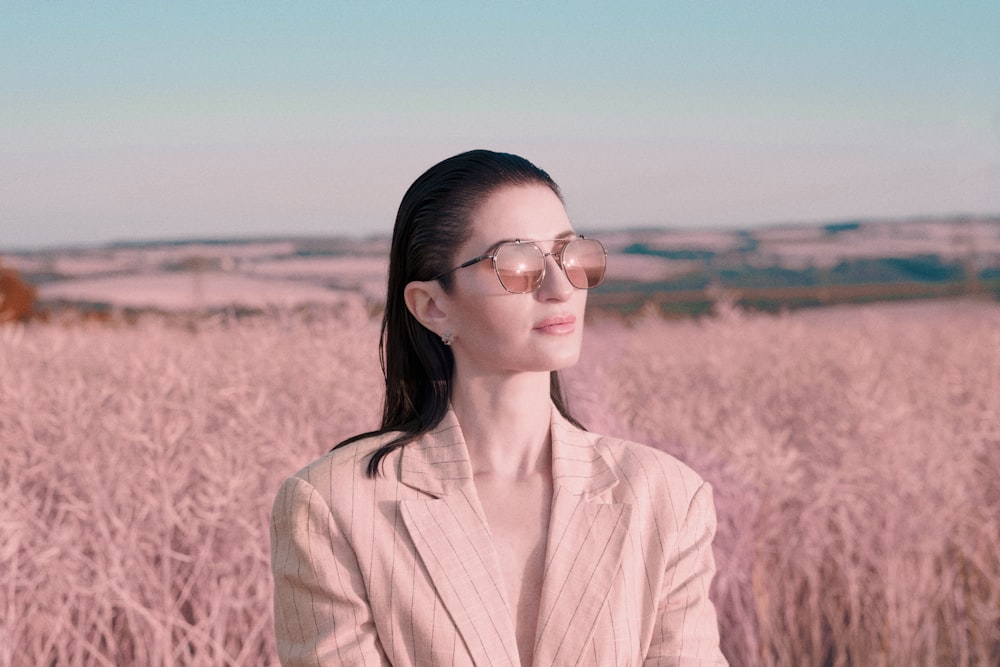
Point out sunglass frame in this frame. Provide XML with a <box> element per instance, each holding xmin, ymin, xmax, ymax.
<box><xmin>435</xmin><ymin>237</ymin><xmax>607</xmax><ymax>294</ymax></box>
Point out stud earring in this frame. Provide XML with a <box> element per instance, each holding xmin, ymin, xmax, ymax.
<box><xmin>441</xmin><ymin>331</ymin><xmax>454</xmax><ymax>346</ymax></box>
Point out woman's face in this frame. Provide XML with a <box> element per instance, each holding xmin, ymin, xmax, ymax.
<box><xmin>440</xmin><ymin>183</ymin><xmax>588</xmax><ymax>378</ymax></box>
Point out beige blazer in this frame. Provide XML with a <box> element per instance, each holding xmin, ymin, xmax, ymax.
<box><xmin>270</xmin><ymin>406</ymin><xmax>728</xmax><ymax>666</ymax></box>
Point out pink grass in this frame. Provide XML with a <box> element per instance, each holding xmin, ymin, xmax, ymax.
<box><xmin>2</xmin><ymin>300</ymin><xmax>998</xmax><ymax>665</ymax></box>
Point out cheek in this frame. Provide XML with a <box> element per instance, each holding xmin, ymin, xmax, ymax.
<box><xmin>447</xmin><ymin>294</ymin><xmax>534</xmax><ymax>354</ymax></box>
<box><xmin>461</xmin><ymin>301</ymin><xmax>527</xmax><ymax>341</ymax></box>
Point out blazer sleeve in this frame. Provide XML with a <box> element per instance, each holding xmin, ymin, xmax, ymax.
<box><xmin>644</xmin><ymin>481</ymin><xmax>729</xmax><ymax>667</ymax></box>
<box><xmin>270</xmin><ymin>475</ymin><xmax>390</xmax><ymax>667</ymax></box>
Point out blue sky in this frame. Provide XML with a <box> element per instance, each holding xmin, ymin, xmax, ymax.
<box><xmin>2</xmin><ymin>1</ymin><xmax>999</xmax><ymax>249</ymax></box>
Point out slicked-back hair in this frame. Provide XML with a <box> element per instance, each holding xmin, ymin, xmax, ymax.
<box><xmin>335</xmin><ymin>149</ymin><xmax>586</xmax><ymax>476</ymax></box>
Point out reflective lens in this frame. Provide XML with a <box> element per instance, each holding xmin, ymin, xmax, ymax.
<box><xmin>561</xmin><ymin>238</ymin><xmax>607</xmax><ymax>289</ymax></box>
<box><xmin>492</xmin><ymin>238</ymin><xmax>607</xmax><ymax>293</ymax></box>
<box><xmin>494</xmin><ymin>243</ymin><xmax>545</xmax><ymax>293</ymax></box>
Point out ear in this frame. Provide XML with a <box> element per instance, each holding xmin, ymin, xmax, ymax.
<box><xmin>404</xmin><ymin>280</ymin><xmax>450</xmax><ymax>336</ymax></box>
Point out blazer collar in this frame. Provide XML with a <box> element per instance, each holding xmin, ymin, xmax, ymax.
<box><xmin>397</xmin><ymin>409</ymin><xmax>474</xmax><ymax>497</ymax></box>
<box><xmin>397</xmin><ymin>405</ymin><xmax>632</xmax><ymax>665</ymax></box>
<box><xmin>398</xmin><ymin>404</ymin><xmax>619</xmax><ymax>498</ymax></box>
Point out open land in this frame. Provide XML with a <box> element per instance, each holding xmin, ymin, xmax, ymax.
<box><xmin>3</xmin><ymin>215</ymin><xmax>1000</xmax><ymax>320</ymax></box>
<box><xmin>1</xmin><ymin>217</ymin><xmax>999</xmax><ymax>665</ymax></box>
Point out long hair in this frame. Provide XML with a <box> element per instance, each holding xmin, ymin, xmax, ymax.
<box><xmin>336</xmin><ymin>149</ymin><xmax>586</xmax><ymax>476</ymax></box>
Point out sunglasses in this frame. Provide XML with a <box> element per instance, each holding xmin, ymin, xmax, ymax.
<box><xmin>431</xmin><ymin>237</ymin><xmax>607</xmax><ymax>294</ymax></box>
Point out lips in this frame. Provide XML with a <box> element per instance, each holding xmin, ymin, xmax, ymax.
<box><xmin>533</xmin><ymin>314</ymin><xmax>577</xmax><ymax>334</ymax></box>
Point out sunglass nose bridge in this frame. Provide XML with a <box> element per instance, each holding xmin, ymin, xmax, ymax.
<box><xmin>540</xmin><ymin>249</ymin><xmax>563</xmax><ymax>269</ymax></box>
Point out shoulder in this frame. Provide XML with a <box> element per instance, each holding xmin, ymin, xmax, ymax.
<box><xmin>277</xmin><ymin>431</ymin><xmax>403</xmax><ymax>508</ymax></box>
<box><xmin>592</xmin><ymin>432</ymin><xmax>712</xmax><ymax>516</ymax></box>
<box><xmin>601</xmin><ymin>434</ymin><xmax>705</xmax><ymax>489</ymax></box>
<box><xmin>552</xmin><ymin>410</ymin><xmax>706</xmax><ymax>501</ymax></box>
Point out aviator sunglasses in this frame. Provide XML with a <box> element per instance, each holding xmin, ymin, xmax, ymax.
<box><xmin>431</xmin><ymin>237</ymin><xmax>608</xmax><ymax>294</ymax></box>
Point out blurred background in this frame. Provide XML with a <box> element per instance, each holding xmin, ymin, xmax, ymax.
<box><xmin>2</xmin><ymin>1</ymin><xmax>999</xmax><ymax>320</ymax></box>
<box><xmin>3</xmin><ymin>4</ymin><xmax>1000</xmax><ymax>665</ymax></box>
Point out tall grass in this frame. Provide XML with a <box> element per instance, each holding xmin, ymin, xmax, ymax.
<box><xmin>2</xmin><ymin>300</ymin><xmax>998</xmax><ymax>665</ymax></box>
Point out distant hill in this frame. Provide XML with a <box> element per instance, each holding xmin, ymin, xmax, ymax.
<box><xmin>2</xmin><ymin>215</ymin><xmax>999</xmax><ymax>318</ymax></box>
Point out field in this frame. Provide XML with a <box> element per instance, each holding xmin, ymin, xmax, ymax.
<box><xmin>1</xmin><ymin>299</ymin><xmax>999</xmax><ymax>666</ymax></box>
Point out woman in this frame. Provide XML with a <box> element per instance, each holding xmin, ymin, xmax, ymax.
<box><xmin>270</xmin><ymin>150</ymin><xmax>728</xmax><ymax>666</ymax></box>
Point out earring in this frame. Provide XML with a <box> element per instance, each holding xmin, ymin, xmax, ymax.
<box><xmin>441</xmin><ymin>331</ymin><xmax>454</xmax><ymax>346</ymax></box>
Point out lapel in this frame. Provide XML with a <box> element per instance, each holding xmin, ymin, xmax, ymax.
<box><xmin>397</xmin><ymin>407</ymin><xmax>632</xmax><ymax>667</ymax></box>
<box><xmin>398</xmin><ymin>413</ymin><xmax>521</xmax><ymax>666</ymax></box>
<box><xmin>531</xmin><ymin>410</ymin><xmax>632</xmax><ymax>665</ymax></box>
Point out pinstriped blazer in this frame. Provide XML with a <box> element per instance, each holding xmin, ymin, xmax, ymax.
<box><xmin>270</xmin><ymin>406</ymin><xmax>728</xmax><ymax>666</ymax></box>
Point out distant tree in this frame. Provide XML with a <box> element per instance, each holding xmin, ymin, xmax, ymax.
<box><xmin>0</xmin><ymin>261</ymin><xmax>37</xmax><ymax>322</ymax></box>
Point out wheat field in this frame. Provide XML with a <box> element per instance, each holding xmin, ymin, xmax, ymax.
<box><xmin>2</xmin><ymin>299</ymin><xmax>998</xmax><ymax>666</ymax></box>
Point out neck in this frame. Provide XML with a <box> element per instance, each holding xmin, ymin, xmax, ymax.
<box><xmin>449</xmin><ymin>370</ymin><xmax>554</xmax><ymax>479</ymax></box>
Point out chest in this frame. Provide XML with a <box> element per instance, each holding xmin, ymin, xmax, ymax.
<box><xmin>475</xmin><ymin>476</ymin><xmax>551</xmax><ymax>579</ymax></box>
<box><xmin>362</xmin><ymin>480</ymin><xmax>656</xmax><ymax>666</ymax></box>
<box><xmin>475</xmin><ymin>475</ymin><xmax>553</xmax><ymax>662</ymax></box>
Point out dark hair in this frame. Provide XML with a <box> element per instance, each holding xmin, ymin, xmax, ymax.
<box><xmin>336</xmin><ymin>149</ymin><xmax>585</xmax><ymax>476</ymax></box>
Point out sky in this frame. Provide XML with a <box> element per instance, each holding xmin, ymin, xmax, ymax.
<box><xmin>2</xmin><ymin>1</ymin><xmax>999</xmax><ymax>250</ymax></box>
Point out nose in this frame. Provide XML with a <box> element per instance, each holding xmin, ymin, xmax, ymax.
<box><xmin>535</xmin><ymin>252</ymin><xmax>574</xmax><ymax>302</ymax></box>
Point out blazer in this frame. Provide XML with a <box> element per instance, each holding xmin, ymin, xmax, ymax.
<box><xmin>270</xmin><ymin>406</ymin><xmax>728</xmax><ymax>666</ymax></box>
